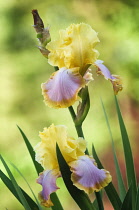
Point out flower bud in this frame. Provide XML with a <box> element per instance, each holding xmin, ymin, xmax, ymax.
<box><xmin>32</xmin><ymin>9</ymin><xmax>51</xmax><ymax>56</ymax></box>
<box><xmin>32</xmin><ymin>9</ymin><xmax>44</xmax><ymax>34</ymax></box>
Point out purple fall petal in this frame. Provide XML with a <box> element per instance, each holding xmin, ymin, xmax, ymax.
<box><xmin>37</xmin><ymin>169</ymin><xmax>61</xmax><ymax>207</ymax></box>
<box><xmin>95</xmin><ymin>60</ymin><xmax>123</xmax><ymax>94</ymax></box>
<box><xmin>70</xmin><ymin>155</ymin><xmax>112</xmax><ymax>194</ymax></box>
<box><xmin>41</xmin><ymin>67</ymin><xmax>85</xmax><ymax>108</ymax></box>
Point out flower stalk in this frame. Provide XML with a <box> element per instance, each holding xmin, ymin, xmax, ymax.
<box><xmin>68</xmin><ymin>86</ymin><xmax>90</xmax><ymax>155</ymax></box>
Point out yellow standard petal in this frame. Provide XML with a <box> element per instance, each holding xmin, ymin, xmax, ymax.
<box><xmin>34</xmin><ymin>124</ymin><xmax>87</xmax><ymax>170</ymax></box>
<box><xmin>47</xmin><ymin>23</ymin><xmax>100</xmax><ymax>74</ymax></box>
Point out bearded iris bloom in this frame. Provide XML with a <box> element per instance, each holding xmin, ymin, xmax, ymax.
<box><xmin>41</xmin><ymin>23</ymin><xmax>123</xmax><ymax>108</ymax></box>
<box><xmin>34</xmin><ymin>124</ymin><xmax>112</xmax><ymax>207</ymax></box>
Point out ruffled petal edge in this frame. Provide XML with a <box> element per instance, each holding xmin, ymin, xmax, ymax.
<box><xmin>41</xmin><ymin>67</ymin><xmax>85</xmax><ymax>108</ymax></box>
<box><xmin>70</xmin><ymin>155</ymin><xmax>112</xmax><ymax>194</ymax></box>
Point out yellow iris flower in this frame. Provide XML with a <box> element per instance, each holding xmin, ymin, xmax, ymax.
<box><xmin>35</xmin><ymin>124</ymin><xmax>112</xmax><ymax>207</ymax></box>
<box><xmin>41</xmin><ymin>23</ymin><xmax>122</xmax><ymax>109</ymax></box>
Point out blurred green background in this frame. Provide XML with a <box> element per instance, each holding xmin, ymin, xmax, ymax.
<box><xmin>1</xmin><ymin>0</ymin><xmax>139</xmax><ymax>209</ymax></box>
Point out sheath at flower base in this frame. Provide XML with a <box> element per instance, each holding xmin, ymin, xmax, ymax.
<box><xmin>41</xmin><ymin>23</ymin><xmax>122</xmax><ymax>108</ymax></box>
<box><xmin>34</xmin><ymin>124</ymin><xmax>112</xmax><ymax>207</ymax></box>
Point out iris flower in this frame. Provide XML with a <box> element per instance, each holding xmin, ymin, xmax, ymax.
<box><xmin>34</xmin><ymin>124</ymin><xmax>112</xmax><ymax>207</ymax></box>
<box><xmin>41</xmin><ymin>23</ymin><xmax>122</xmax><ymax>108</ymax></box>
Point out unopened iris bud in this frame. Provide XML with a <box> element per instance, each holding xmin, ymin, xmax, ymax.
<box><xmin>32</xmin><ymin>9</ymin><xmax>44</xmax><ymax>34</ymax></box>
<box><xmin>32</xmin><ymin>9</ymin><xmax>51</xmax><ymax>57</ymax></box>
<box><xmin>43</xmin><ymin>28</ymin><xmax>51</xmax><ymax>47</ymax></box>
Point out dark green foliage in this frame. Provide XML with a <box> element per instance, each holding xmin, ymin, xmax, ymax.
<box><xmin>0</xmin><ymin>170</ymin><xmax>39</xmax><ymax>210</ymax></box>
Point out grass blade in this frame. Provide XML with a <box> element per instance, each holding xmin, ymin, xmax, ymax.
<box><xmin>0</xmin><ymin>170</ymin><xmax>39</xmax><ymax>210</ymax></box>
<box><xmin>10</xmin><ymin>163</ymin><xmax>42</xmax><ymax>210</ymax></box>
<box><xmin>92</xmin><ymin>145</ymin><xmax>122</xmax><ymax>210</ymax></box>
<box><xmin>17</xmin><ymin>125</ymin><xmax>43</xmax><ymax>175</ymax></box>
<box><xmin>56</xmin><ymin>143</ymin><xmax>96</xmax><ymax>210</ymax></box>
<box><xmin>114</xmin><ymin>96</ymin><xmax>137</xmax><ymax>205</ymax></box>
<box><xmin>0</xmin><ymin>155</ymin><xmax>32</xmax><ymax>210</ymax></box>
<box><xmin>101</xmin><ymin>99</ymin><xmax>126</xmax><ymax>200</ymax></box>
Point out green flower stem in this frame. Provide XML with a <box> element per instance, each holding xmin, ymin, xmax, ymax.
<box><xmin>68</xmin><ymin>107</ymin><xmax>87</xmax><ymax>144</ymax></box>
<box><xmin>68</xmin><ymin>106</ymin><xmax>76</xmax><ymax>121</ymax></box>
<box><xmin>68</xmin><ymin>91</ymin><xmax>104</xmax><ymax>209</ymax></box>
<box><xmin>75</xmin><ymin>125</ymin><xmax>89</xmax><ymax>155</ymax></box>
<box><xmin>68</xmin><ymin>106</ymin><xmax>89</xmax><ymax>155</ymax></box>
<box><xmin>68</xmin><ymin>87</ymin><xmax>90</xmax><ymax>154</ymax></box>
<box><xmin>75</xmin><ymin>125</ymin><xmax>84</xmax><ymax>138</ymax></box>
<box><xmin>68</xmin><ymin>105</ymin><xmax>104</xmax><ymax>209</ymax></box>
